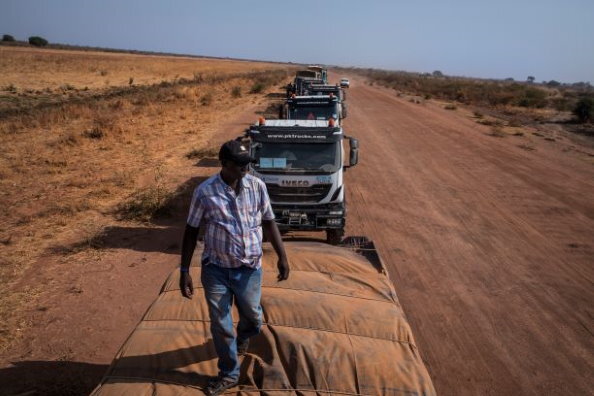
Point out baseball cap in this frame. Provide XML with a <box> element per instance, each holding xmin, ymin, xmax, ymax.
<box><xmin>219</xmin><ymin>140</ymin><xmax>255</xmax><ymax>165</ymax></box>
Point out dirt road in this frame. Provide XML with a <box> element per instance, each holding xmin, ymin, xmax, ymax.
<box><xmin>342</xmin><ymin>78</ymin><xmax>594</xmax><ymax>395</ymax></box>
<box><xmin>1</xmin><ymin>74</ymin><xmax>592</xmax><ymax>395</ymax></box>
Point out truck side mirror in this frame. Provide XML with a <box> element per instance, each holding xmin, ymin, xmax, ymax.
<box><xmin>348</xmin><ymin>137</ymin><xmax>359</xmax><ymax>167</ymax></box>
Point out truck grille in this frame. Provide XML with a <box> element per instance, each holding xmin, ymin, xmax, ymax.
<box><xmin>265</xmin><ymin>183</ymin><xmax>332</xmax><ymax>203</ymax></box>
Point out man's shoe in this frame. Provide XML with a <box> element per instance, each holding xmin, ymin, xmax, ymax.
<box><xmin>205</xmin><ymin>376</ymin><xmax>238</xmax><ymax>396</ymax></box>
<box><xmin>237</xmin><ymin>338</ymin><xmax>249</xmax><ymax>355</ymax></box>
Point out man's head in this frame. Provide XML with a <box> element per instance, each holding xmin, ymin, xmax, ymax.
<box><xmin>219</xmin><ymin>139</ymin><xmax>255</xmax><ymax>181</ymax></box>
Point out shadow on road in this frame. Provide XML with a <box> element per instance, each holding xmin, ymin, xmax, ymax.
<box><xmin>0</xmin><ymin>342</ymin><xmax>216</xmax><ymax>395</ymax></box>
<box><xmin>194</xmin><ymin>157</ymin><xmax>220</xmax><ymax>167</ymax></box>
<box><xmin>49</xmin><ymin>176</ymin><xmax>210</xmax><ymax>255</ymax></box>
<box><xmin>0</xmin><ymin>360</ymin><xmax>109</xmax><ymax>395</ymax></box>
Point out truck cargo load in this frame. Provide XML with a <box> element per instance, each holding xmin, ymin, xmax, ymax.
<box><xmin>90</xmin><ymin>240</ymin><xmax>436</xmax><ymax>395</ymax></box>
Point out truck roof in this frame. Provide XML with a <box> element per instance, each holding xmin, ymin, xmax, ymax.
<box><xmin>258</xmin><ymin>119</ymin><xmax>333</xmax><ymax>127</ymax></box>
<box><xmin>287</xmin><ymin>95</ymin><xmax>338</xmax><ymax>104</ymax></box>
<box><xmin>248</xmin><ymin>123</ymin><xmax>343</xmax><ymax>142</ymax></box>
<box><xmin>90</xmin><ymin>241</ymin><xmax>436</xmax><ymax>395</ymax></box>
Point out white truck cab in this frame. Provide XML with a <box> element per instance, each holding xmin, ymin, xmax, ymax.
<box><xmin>245</xmin><ymin>118</ymin><xmax>358</xmax><ymax>244</ymax></box>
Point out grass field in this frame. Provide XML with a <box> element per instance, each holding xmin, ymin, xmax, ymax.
<box><xmin>0</xmin><ymin>46</ymin><xmax>293</xmax><ymax>350</ymax></box>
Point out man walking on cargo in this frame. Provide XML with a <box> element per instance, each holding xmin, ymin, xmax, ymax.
<box><xmin>179</xmin><ymin>139</ymin><xmax>290</xmax><ymax>395</ymax></box>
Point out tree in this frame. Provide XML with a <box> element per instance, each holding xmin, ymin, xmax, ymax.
<box><xmin>432</xmin><ymin>70</ymin><xmax>444</xmax><ymax>78</ymax></box>
<box><xmin>2</xmin><ymin>34</ymin><xmax>15</xmax><ymax>42</ymax></box>
<box><xmin>28</xmin><ymin>36</ymin><xmax>48</xmax><ymax>47</ymax></box>
<box><xmin>573</xmin><ymin>97</ymin><xmax>594</xmax><ymax>123</ymax></box>
<box><xmin>527</xmin><ymin>76</ymin><xmax>535</xmax><ymax>83</ymax></box>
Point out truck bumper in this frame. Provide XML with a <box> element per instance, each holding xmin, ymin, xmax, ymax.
<box><xmin>272</xmin><ymin>203</ymin><xmax>345</xmax><ymax>231</ymax></box>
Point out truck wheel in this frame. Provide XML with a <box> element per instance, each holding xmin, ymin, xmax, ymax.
<box><xmin>326</xmin><ymin>228</ymin><xmax>344</xmax><ymax>245</ymax></box>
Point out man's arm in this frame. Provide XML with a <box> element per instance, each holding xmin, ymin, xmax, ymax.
<box><xmin>263</xmin><ymin>219</ymin><xmax>290</xmax><ymax>281</ymax></box>
<box><xmin>179</xmin><ymin>224</ymin><xmax>200</xmax><ymax>299</ymax></box>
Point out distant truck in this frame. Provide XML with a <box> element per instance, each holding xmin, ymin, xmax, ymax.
<box><xmin>90</xmin><ymin>239</ymin><xmax>436</xmax><ymax>395</ymax></box>
<box><xmin>340</xmin><ymin>77</ymin><xmax>350</xmax><ymax>88</ymax></box>
<box><xmin>288</xmin><ymin>66</ymin><xmax>328</xmax><ymax>96</ymax></box>
<box><xmin>246</xmin><ymin>118</ymin><xmax>358</xmax><ymax>244</ymax></box>
<box><xmin>307</xmin><ymin>65</ymin><xmax>328</xmax><ymax>83</ymax></box>
<box><xmin>306</xmin><ymin>83</ymin><xmax>347</xmax><ymax>118</ymax></box>
<box><xmin>284</xmin><ymin>94</ymin><xmax>345</xmax><ymax>123</ymax></box>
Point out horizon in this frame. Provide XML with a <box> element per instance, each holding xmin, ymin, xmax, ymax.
<box><xmin>2</xmin><ymin>0</ymin><xmax>593</xmax><ymax>84</ymax></box>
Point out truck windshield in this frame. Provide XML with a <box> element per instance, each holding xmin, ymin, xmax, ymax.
<box><xmin>254</xmin><ymin>142</ymin><xmax>340</xmax><ymax>174</ymax></box>
<box><xmin>289</xmin><ymin>105</ymin><xmax>338</xmax><ymax>120</ymax></box>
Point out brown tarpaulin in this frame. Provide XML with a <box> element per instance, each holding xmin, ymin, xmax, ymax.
<box><xmin>91</xmin><ymin>242</ymin><xmax>436</xmax><ymax>395</ymax></box>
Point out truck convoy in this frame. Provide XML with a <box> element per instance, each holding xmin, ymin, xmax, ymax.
<box><xmin>251</xmin><ymin>69</ymin><xmax>352</xmax><ymax>244</ymax></box>
<box><xmin>90</xmin><ymin>69</ymin><xmax>436</xmax><ymax>395</ymax></box>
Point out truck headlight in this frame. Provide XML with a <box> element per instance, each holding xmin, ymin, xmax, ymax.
<box><xmin>327</xmin><ymin>218</ymin><xmax>342</xmax><ymax>226</ymax></box>
<box><xmin>329</xmin><ymin>210</ymin><xmax>343</xmax><ymax>215</ymax></box>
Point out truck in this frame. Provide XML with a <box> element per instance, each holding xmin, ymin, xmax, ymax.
<box><xmin>246</xmin><ymin>118</ymin><xmax>357</xmax><ymax>244</ymax></box>
<box><xmin>307</xmin><ymin>65</ymin><xmax>328</xmax><ymax>83</ymax></box>
<box><xmin>290</xmin><ymin>75</ymin><xmax>324</xmax><ymax>96</ymax></box>
<box><xmin>90</xmin><ymin>238</ymin><xmax>437</xmax><ymax>395</ymax></box>
<box><xmin>284</xmin><ymin>94</ymin><xmax>345</xmax><ymax>123</ymax></box>
<box><xmin>288</xmin><ymin>66</ymin><xmax>327</xmax><ymax>96</ymax></box>
<box><xmin>305</xmin><ymin>83</ymin><xmax>347</xmax><ymax>118</ymax></box>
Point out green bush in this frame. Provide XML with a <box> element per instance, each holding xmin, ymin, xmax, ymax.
<box><xmin>231</xmin><ymin>86</ymin><xmax>242</xmax><ymax>98</ymax></box>
<box><xmin>28</xmin><ymin>36</ymin><xmax>48</xmax><ymax>47</ymax></box>
<box><xmin>2</xmin><ymin>34</ymin><xmax>15</xmax><ymax>42</ymax></box>
<box><xmin>573</xmin><ymin>97</ymin><xmax>594</xmax><ymax>123</ymax></box>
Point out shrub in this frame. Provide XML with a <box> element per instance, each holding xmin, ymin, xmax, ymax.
<box><xmin>573</xmin><ymin>97</ymin><xmax>594</xmax><ymax>123</ymax></box>
<box><xmin>489</xmin><ymin>126</ymin><xmax>506</xmax><ymax>137</ymax></box>
<box><xmin>249</xmin><ymin>82</ymin><xmax>265</xmax><ymax>94</ymax></box>
<box><xmin>444</xmin><ymin>104</ymin><xmax>457</xmax><ymax>110</ymax></box>
<box><xmin>2</xmin><ymin>34</ymin><xmax>15</xmax><ymax>42</ymax></box>
<box><xmin>231</xmin><ymin>86</ymin><xmax>242</xmax><ymax>98</ymax></box>
<box><xmin>508</xmin><ymin>119</ymin><xmax>523</xmax><ymax>127</ymax></box>
<box><xmin>516</xmin><ymin>87</ymin><xmax>547</xmax><ymax>108</ymax></box>
<box><xmin>116</xmin><ymin>186</ymin><xmax>172</xmax><ymax>221</ymax></box>
<box><xmin>28</xmin><ymin>36</ymin><xmax>48</xmax><ymax>47</ymax></box>
<box><xmin>200</xmin><ymin>92</ymin><xmax>213</xmax><ymax>106</ymax></box>
<box><xmin>82</xmin><ymin>127</ymin><xmax>104</xmax><ymax>139</ymax></box>
<box><xmin>186</xmin><ymin>146</ymin><xmax>218</xmax><ymax>159</ymax></box>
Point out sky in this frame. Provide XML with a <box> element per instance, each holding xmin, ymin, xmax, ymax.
<box><xmin>2</xmin><ymin>0</ymin><xmax>593</xmax><ymax>83</ymax></box>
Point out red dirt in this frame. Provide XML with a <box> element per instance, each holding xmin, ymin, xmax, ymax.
<box><xmin>1</xmin><ymin>75</ymin><xmax>593</xmax><ymax>396</ymax></box>
<box><xmin>342</xmin><ymin>77</ymin><xmax>594</xmax><ymax>395</ymax></box>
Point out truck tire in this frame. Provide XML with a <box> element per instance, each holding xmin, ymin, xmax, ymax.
<box><xmin>326</xmin><ymin>228</ymin><xmax>344</xmax><ymax>245</ymax></box>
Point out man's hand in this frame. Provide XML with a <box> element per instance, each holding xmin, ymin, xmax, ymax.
<box><xmin>180</xmin><ymin>272</ymin><xmax>194</xmax><ymax>298</ymax></box>
<box><xmin>263</xmin><ymin>219</ymin><xmax>290</xmax><ymax>281</ymax></box>
<box><xmin>277</xmin><ymin>256</ymin><xmax>290</xmax><ymax>281</ymax></box>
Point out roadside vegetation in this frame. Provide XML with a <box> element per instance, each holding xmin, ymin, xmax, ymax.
<box><xmin>342</xmin><ymin>67</ymin><xmax>594</xmax><ymax>137</ymax></box>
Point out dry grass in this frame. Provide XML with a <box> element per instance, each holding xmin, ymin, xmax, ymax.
<box><xmin>0</xmin><ymin>46</ymin><xmax>281</xmax><ymax>91</ymax></box>
<box><xmin>0</xmin><ymin>46</ymin><xmax>294</xmax><ymax>350</ymax></box>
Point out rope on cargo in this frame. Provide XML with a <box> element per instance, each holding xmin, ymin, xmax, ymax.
<box><xmin>162</xmin><ymin>285</ymin><xmax>397</xmax><ymax>305</ymax></box>
<box><xmin>140</xmin><ymin>317</ymin><xmax>416</xmax><ymax>346</ymax></box>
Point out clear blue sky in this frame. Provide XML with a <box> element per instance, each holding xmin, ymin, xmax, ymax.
<box><xmin>3</xmin><ymin>0</ymin><xmax>593</xmax><ymax>83</ymax></box>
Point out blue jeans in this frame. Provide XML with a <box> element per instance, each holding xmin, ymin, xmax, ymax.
<box><xmin>201</xmin><ymin>263</ymin><xmax>263</xmax><ymax>380</ymax></box>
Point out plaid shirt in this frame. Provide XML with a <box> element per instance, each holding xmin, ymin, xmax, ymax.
<box><xmin>187</xmin><ymin>173</ymin><xmax>274</xmax><ymax>269</ymax></box>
